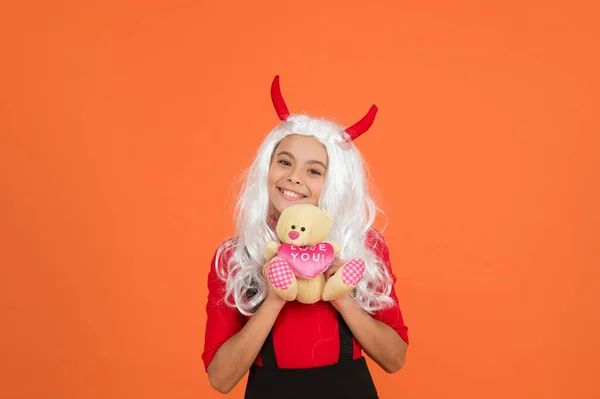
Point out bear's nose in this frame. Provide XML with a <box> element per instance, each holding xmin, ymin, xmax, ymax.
<box><xmin>288</xmin><ymin>231</ymin><xmax>300</xmax><ymax>240</ymax></box>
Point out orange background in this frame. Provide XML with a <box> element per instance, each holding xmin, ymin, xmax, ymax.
<box><xmin>1</xmin><ymin>1</ymin><xmax>599</xmax><ymax>398</ymax></box>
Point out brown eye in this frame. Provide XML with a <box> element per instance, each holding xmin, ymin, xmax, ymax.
<box><xmin>301</xmin><ymin>227</ymin><xmax>306</xmax><ymax>232</ymax></box>
<box><xmin>291</xmin><ymin>225</ymin><xmax>296</xmax><ymax>229</ymax></box>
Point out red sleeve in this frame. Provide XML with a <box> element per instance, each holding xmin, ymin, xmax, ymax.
<box><xmin>201</xmin><ymin>244</ymin><xmax>246</xmax><ymax>371</ymax></box>
<box><xmin>367</xmin><ymin>230</ymin><xmax>410</xmax><ymax>345</ymax></box>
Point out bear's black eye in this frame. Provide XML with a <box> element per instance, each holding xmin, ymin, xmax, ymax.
<box><xmin>301</xmin><ymin>227</ymin><xmax>306</xmax><ymax>232</ymax></box>
<box><xmin>291</xmin><ymin>225</ymin><xmax>296</xmax><ymax>229</ymax></box>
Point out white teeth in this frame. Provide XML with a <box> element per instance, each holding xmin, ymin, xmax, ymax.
<box><xmin>281</xmin><ymin>188</ymin><xmax>304</xmax><ymax>199</ymax></box>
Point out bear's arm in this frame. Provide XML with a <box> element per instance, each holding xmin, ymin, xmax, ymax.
<box><xmin>264</xmin><ymin>241</ymin><xmax>281</xmax><ymax>260</ymax></box>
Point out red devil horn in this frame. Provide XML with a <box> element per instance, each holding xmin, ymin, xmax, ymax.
<box><xmin>344</xmin><ymin>105</ymin><xmax>378</xmax><ymax>141</ymax></box>
<box><xmin>270</xmin><ymin>75</ymin><xmax>290</xmax><ymax>121</ymax></box>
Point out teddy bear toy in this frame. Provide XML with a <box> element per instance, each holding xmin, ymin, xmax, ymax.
<box><xmin>264</xmin><ymin>203</ymin><xmax>366</xmax><ymax>304</ymax></box>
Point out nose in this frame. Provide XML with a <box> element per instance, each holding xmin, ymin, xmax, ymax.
<box><xmin>286</xmin><ymin>173</ymin><xmax>302</xmax><ymax>185</ymax></box>
<box><xmin>288</xmin><ymin>231</ymin><xmax>300</xmax><ymax>240</ymax></box>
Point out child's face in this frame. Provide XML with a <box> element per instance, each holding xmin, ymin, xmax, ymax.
<box><xmin>268</xmin><ymin>134</ymin><xmax>328</xmax><ymax>216</ymax></box>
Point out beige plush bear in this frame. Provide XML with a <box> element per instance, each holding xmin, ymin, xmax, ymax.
<box><xmin>264</xmin><ymin>204</ymin><xmax>365</xmax><ymax>304</ymax></box>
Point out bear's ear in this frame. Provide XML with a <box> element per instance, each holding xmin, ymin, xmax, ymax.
<box><xmin>322</xmin><ymin>210</ymin><xmax>333</xmax><ymax>226</ymax></box>
<box><xmin>275</xmin><ymin>209</ymin><xmax>291</xmax><ymax>242</ymax></box>
<box><xmin>308</xmin><ymin>209</ymin><xmax>333</xmax><ymax>243</ymax></box>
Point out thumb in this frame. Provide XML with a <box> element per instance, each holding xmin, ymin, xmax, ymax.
<box><xmin>262</xmin><ymin>260</ymin><xmax>271</xmax><ymax>280</ymax></box>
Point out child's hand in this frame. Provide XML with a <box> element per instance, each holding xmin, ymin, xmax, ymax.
<box><xmin>324</xmin><ymin>258</ymin><xmax>346</xmax><ymax>280</ymax></box>
<box><xmin>322</xmin><ymin>258</ymin><xmax>365</xmax><ymax>302</ymax></box>
<box><xmin>262</xmin><ymin>259</ymin><xmax>294</xmax><ymax>306</ymax></box>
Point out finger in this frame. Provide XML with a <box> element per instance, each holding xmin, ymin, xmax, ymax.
<box><xmin>262</xmin><ymin>262</ymin><xmax>270</xmax><ymax>279</ymax></box>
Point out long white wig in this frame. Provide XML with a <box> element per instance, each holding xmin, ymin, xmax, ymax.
<box><xmin>215</xmin><ymin>114</ymin><xmax>395</xmax><ymax>316</ymax></box>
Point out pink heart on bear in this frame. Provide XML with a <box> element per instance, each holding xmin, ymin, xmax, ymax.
<box><xmin>278</xmin><ymin>243</ymin><xmax>335</xmax><ymax>279</ymax></box>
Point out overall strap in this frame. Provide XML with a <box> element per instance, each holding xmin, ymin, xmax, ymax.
<box><xmin>337</xmin><ymin>312</ymin><xmax>355</xmax><ymax>364</ymax></box>
<box><xmin>260</xmin><ymin>330</ymin><xmax>278</xmax><ymax>368</ymax></box>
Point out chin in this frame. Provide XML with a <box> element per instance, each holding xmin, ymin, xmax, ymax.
<box><xmin>278</xmin><ymin>199</ymin><xmax>310</xmax><ymax>212</ymax></box>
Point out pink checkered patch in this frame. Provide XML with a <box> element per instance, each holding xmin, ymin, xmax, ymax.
<box><xmin>269</xmin><ymin>258</ymin><xmax>294</xmax><ymax>290</ymax></box>
<box><xmin>341</xmin><ymin>258</ymin><xmax>365</xmax><ymax>286</ymax></box>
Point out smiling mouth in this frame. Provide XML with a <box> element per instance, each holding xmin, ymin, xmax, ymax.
<box><xmin>278</xmin><ymin>187</ymin><xmax>308</xmax><ymax>200</ymax></box>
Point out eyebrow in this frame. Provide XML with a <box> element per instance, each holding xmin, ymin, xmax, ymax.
<box><xmin>276</xmin><ymin>151</ymin><xmax>328</xmax><ymax>170</ymax></box>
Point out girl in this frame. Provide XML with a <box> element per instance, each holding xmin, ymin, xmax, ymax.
<box><xmin>202</xmin><ymin>76</ymin><xmax>409</xmax><ymax>399</ymax></box>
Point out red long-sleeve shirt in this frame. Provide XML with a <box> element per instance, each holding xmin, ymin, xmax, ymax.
<box><xmin>202</xmin><ymin>229</ymin><xmax>409</xmax><ymax>371</ymax></box>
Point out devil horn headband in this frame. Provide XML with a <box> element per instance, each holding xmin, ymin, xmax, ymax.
<box><xmin>270</xmin><ymin>75</ymin><xmax>378</xmax><ymax>141</ymax></box>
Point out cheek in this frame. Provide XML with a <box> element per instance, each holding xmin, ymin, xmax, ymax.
<box><xmin>267</xmin><ymin>167</ymin><xmax>280</xmax><ymax>185</ymax></box>
<box><xmin>310</xmin><ymin>180</ymin><xmax>325</xmax><ymax>198</ymax></box>
<box><xmin>305</xmin><ymin>184</ymin><xmax>322</xmax><ymax>206</ymax></box>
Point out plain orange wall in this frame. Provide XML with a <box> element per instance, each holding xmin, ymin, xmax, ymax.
<box><xmin>1</xmin><ymin>1</ymin><xmax>599</xmax><ymax>398</ymax></box>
